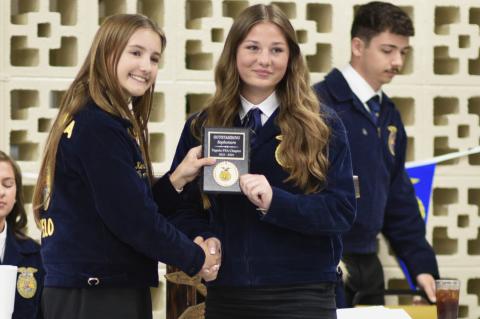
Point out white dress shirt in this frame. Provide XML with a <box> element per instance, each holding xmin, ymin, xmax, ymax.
<box><xmin>340</xmin><ymin>64</ymin><xmax>383</xmax><ymax>112</ymax></box>
<box><xmin>0</xmin><ymin>222</ymin><xmax>7</xmax><ymax>263</ymax></box>
<box><xmin>239</xmin><ymin>91</ymin><xmax>280</xmax><ymax>125</ymax></box>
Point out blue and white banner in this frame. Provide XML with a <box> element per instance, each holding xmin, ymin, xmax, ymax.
<box><xmin>406</xmin><ymin>163</ymin><xmax>436</xmax><ymax>224</ymax></box>
<box><xmin>398</xmin><ymin>146</ymin><xmax>480</xmax><ymax>289</ymax></box>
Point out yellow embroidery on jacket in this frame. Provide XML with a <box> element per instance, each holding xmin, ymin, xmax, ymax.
<box><xmin>40</xmin><ymin>218</ymin><xmax>55</xmax><ymax>238</ymax></box>
<box><xmin>63</xmin><ymin>120</ymin><xmax>76</xmax><ymax>139</ymax></box>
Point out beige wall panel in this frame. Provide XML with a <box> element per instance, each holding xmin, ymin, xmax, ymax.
<box><xmin>152</xmin><ymin>266</ymin><xmax>167</xmax><ymax>319</ymax></box>
<box><xmin>6</xmin><ymin>0</ymin><xmax>99</xmax><ymax>78</ymax></box>
<box><xmin>0</xmin><ymin>82</ymin><xmax>6</xmax><ymax>155</ymax></box>
<box><xmin>379</xmin><ymin>175</ymin><xmax>480</xmax><ymax>264</ymax></box>
<box><xmin>383</xmin><ymin>85</ymin><xmax>480</xmax><ymax>170</ymax></box>
<box><xmin>0</xmin><ymin>1</ymin><xmax>6</xmax><ymax>76</ymax></box>
<box><xmin>150</xmin><ymin>81</ymin><xmax>215</xmax><ymax>174</ymax></box>
<box><xmin>5</xmin><ymin>79</ymin><xmax>71</xmax><ymax>173</ymax></box>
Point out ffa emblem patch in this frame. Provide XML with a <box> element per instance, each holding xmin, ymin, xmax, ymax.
<box><xmin>387</xmin><ymin>126</ymin><xmax>397</xmax><ymax>156</ymax></box>
<box><xmin>17</xmin><ymin>267</ymin><xmax>38</xmax><ymax>299</ymax></box>
<box><xmin>212</xmin><ymin>161</ymin><xmax>238</xmax><ymax>187</ymax></box>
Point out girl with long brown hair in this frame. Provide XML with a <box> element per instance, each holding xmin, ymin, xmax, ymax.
<box><xmin>32</xmin><ymin>14</ymin><xmax>219</xmax><ymax>319</ymax></box>
<box><xmin>170</xmin><ymin>4</ymin><xmax>356</xmax><ymax>319</ymax></box>
<box><xmin>0</xmin><ymin>150</ymin><xmax>44</xmax><ymax>319</ymax></box>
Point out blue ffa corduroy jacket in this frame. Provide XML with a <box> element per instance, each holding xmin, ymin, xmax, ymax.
<box><xmin>3</xmin><ymin>227</ymin><xmax>44</xmax><ymax>319</ymax></box>
<box><xmin>40</xmin><ymin>100</ymin><xmax>205</xmax><ymax>288</ymax></box>
<box><xmin>313</xmin><ymin>68</ymin><xmax>439</xmax><ymax>279</ymax></box>
<box><xmin>167</xmin><ymin>107</ymin><xmax>356</xmax><ymax>287</ymax></box>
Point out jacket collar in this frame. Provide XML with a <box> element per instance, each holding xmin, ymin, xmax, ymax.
<box><xmin>324</xmin><ymin>68</ymin><xmax>356</xmax><ymax>104</ymax></box>
<box><xmin>86</xmin><ymin>100</ymin><xmax>133</xmax><ymax>129</ymax></box>
<box><xmin>252</xmin><ymin>108</ymin><xmax>280</xmax><ymax>149</ymax></box>
<box><xmin>340</xmin><ymin>64</ymin><xmax>383</xmax><ymax>105</ymax></box>
<box><xmin>2</xmin><ymin>227</ymin><xmax>39</xmax><ymax>265</ymax></box>
<box><xmin>324</xmin><ymin>68</ymin><xmax>395</xmax><ymax>125</ymax></box>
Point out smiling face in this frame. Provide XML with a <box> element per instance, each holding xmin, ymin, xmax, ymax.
<box><xmin>351</xmin><ymin>31</ymin><xmax>411</xmax><ymax>91</ymax></box>
<box><xmin>0</xmin><ymin>161</ymin><xmax>16</xmax><ymax>231</ymax></box>
<box><xmin>116</xmin><ymin>27</ymin><xmax>162</xmax><ymax>99</ymax></box>
<box><xmin>236</xmin><ymin>22</ymin><xmax>289</xmax><ymax>103</ymax></box>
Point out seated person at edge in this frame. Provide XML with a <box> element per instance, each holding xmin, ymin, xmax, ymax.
<box><xmin>168</xmin><ymin>4</ymin><xmax>356</xmax><ymax>319</ymax></box>
<box><xmin>313</xmin><ymin>1</ymin><xmax>439</xmax><ymax>307</ymax></box>
<box><xmin>1</xmin><ymin>150</ymin><xmax>44</xmax><ymax>319</ymax></box>
<box><xmin>33</xmin><ymin>14</ymin><xmax>220</xmax><ymax>319</ymax></box>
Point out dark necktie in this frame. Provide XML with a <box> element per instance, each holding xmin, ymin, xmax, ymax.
<box><xmin>242</xmin><ymin>108</ymin><xmax>262</xmax><ymax>145</ymax></box>
<box><xmin>367</xmin><ymin>95</ymin><xmax>381</xmax><ymax>123</ymax></box>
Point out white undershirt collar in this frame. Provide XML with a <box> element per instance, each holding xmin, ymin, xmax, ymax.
<box><xmin>0</xmin><ymin>222</ymin><xmax>8</xmax><ymax>263</ymax></box>
<box><xmin>341</xmin><ymin>64</ymin><xmax>383</xmax><ymax>111</ymax></box>
<box><xmin>239</xmin><ymin>91</ymin><xmax>279</xmax><ymax>125</ymax></box>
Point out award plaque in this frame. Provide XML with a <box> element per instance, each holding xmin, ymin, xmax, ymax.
<box><xmin>202</xmin><ymin>127</ymin><xmax>250</xmax><ymax>193</ymax></box>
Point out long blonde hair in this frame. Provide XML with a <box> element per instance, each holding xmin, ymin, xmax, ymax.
<box><xmin>193</xmin><ymin>4</ymin><xmax>330</xmax><ymax>193</ymax></box>
<box><xmin>33</xmin><ymin>14</ymin><xmax>166</xmax><ymax>220</ymax></box>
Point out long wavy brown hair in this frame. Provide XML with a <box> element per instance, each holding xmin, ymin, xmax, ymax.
<box><xmin>192</xmin><ymin>4</ymin><xmax>330</xmax><ymax>193</ymax></box>
<box><xmin>33</xmin><ymin>14</ymin><xmax>166</xmax><ymax>221</ymax></box>
<box><xmin>0</xmin><ymin>151</ymin><xmax>29</xmax><ymax>239</ymax></box>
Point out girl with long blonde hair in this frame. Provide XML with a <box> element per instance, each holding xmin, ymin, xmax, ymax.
<box><xmin>171</xmin><ymin>4</ymin><xmax>356</xmax><ymax>318</ymax></box>
<box><xmin>33</xmin><ymin>14</ymin><xmax>219</xmax><ymax>319</ymax></box>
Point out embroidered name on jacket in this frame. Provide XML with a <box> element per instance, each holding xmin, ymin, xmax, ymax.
<box><xmin>17</xmin><ymin>267</ymin><xmax>38</xmax><ymax>299</ymax></box>
<box><xmin>135</xmin><ymin>161</ymin><xmax>147</xmax><ymax>179</ymax></box>
<box><xmin>40</xmin><ymin>218</ymin><xmax>55</xmax><ymax>238</ymax></box>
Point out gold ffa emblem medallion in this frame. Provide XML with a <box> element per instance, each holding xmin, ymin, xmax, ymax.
<box><xmin>213</xmin><ymin>161</ymin><xmax>239</xmax><ymax>187</ymax></box>
<box><xmin>17</xmin><ymin>267</ymin><xmax>38</xmax><ymax>299</ymax></box>
<box><xmin>387</xmin><ymin>126</ymin><xmax>397</xmax><ymax>156</ymax></box>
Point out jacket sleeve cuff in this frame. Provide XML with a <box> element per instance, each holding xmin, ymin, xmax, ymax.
<box><xmin>405</xmin><ymin>251</ymin><xmax>440</xmax><ymax>281</ymax></box>
<box><xmin>183</xmin><ymin>244</ymin><xmax>206</xmax><ymax>277</ymax></box>
<box><xmin>152</xmin><ymin>174</ymin><xmax>182</xmax><ymax>214</ymax></box>
<box><xmin>261</xmin><ymin>187</ymin><xmax>297</xmax><ymax>223</ymax></box>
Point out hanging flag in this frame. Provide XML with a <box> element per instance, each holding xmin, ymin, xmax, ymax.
<box><xmin>393</xmin><ymin>146</ymin><xmax>480</xmax><ymax>290</ymax></box>
<box><xmin>406</xmin><ymin>163</ymin><xmax>436</xmax><ymax>224</ymax></box>
<box><xmin>396</xmin><ymin>163</ymin><xmax>437</xmax><ymax>290</ymax></box>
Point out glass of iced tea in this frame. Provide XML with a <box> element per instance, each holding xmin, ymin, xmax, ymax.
<box><xmin>436</xmin><ymin>279</ymin><xmax>460</xmax><ymax>319</ymax></box>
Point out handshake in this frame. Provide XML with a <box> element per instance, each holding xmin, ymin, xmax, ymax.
<box><xmin>194</xmin><ymin>236</ymin><xmax>222</xmax><ymax>282</ymax></box>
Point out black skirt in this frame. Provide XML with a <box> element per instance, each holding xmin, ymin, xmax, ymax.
<box><xmin>206</xmin><ymin>283</ymin><xmax>337</xmax><ymax>319</ymax></box>
<box><xmin>41</xmin><ymin>287</ymin><xmax>152</xmax><ymax>319</ymax></box>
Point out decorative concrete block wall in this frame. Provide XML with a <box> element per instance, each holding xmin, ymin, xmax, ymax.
<box><xmin>1</xmin><ymin>0</ymin><xmax>479</xmax><ymax>318</ymax></box>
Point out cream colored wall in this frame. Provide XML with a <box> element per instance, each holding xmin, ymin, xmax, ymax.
<box><xmin>2</xmin><ymin>0</ymin><xmax>480</xmax><ymax>318</ymax></box>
